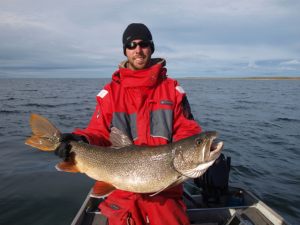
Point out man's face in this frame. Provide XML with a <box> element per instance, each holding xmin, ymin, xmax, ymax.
<box><xmin>125</xmin><ymin>39</ymin><xmax>152</xmax><ymax>70</ymax></box>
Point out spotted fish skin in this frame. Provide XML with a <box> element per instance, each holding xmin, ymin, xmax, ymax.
<box><xmin>26</xmin><ymin>113</ymin><xmax>223</xmax><ymax>194</ymax></box>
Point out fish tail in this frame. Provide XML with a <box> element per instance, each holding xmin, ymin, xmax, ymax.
<box><xmin>25</xmin><ymin>113</ymin><xmax>61</xmax><ymax>151</ymax></box>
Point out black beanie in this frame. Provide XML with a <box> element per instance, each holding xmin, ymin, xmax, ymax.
<box><xmin>122</xmin><ymin>23</ymin><xmax>155</xmax><ymax>55</ymax></box>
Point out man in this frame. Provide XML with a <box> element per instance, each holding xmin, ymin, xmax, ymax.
<box><xmin>56</xmin><ymin>23</ymin><xmax>201</xmax><ymax>225</ymax></box>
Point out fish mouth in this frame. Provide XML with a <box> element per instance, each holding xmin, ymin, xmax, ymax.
<box><xmin>204</xmin><ymin>131</ymin><xmax>223</xmax><ymax>152</ymax></box>
<box><xmin>208</xmin><ymin>133</ymin><xmax>224</xmax><ymax>161</ymax></box>
<box><xmin>179</xmin><ymin>134</ymin><xmax>224</xmax><ymax>178</ymax></box>
<box><xmin>210</xmin><ymin>140</ymin><xmax>224</xmax><ymax>152</ymax></box>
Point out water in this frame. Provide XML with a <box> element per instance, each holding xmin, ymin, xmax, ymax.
<box><xmin>0</xmin><ymin>78</ymin><xmax>299</xmax><ymax>225</ymax></box>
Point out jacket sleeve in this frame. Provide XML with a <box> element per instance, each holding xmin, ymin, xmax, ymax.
<box><xmin>172</xmin><ymin>83</ymin><xmax>202</xmax><ymax>142</ymax></box>
<box><xmin>73</xmin><ymin>86</ymin><xmax>112</xmax><ymax>146</ymax></box>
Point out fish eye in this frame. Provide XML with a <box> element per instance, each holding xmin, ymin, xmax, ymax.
<box><xmin>196</xmin><ymin>139</ymin><xmax>202</xmax><ymax>145</ymax></box>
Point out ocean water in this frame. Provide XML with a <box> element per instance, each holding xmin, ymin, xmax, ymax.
<box><xmin>0</xmin><ymin>78</ymin><xmax>299</xmax><ymax>225</ymax></box>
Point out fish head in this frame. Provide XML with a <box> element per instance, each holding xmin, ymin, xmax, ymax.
<box><xmin>173</xmin><ymin>131</ymin><xmax>224</xmax><ymax>178</ymax></box>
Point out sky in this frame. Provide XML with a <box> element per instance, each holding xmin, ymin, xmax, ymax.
<box><xmin>0</xmin><ymin>0</ymin><xmax>300</xmax><ymax>78</ymax></box>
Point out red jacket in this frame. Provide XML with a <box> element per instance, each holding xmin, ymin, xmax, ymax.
<box><xmin>74</xmin><ymin>59</ymin><xmax>202</xmax><ymax>224</ymax></box>
<box><xmin>74</xmin><ymin>58</ymin><xmax>201</xmax><ymax>147</ymax></box>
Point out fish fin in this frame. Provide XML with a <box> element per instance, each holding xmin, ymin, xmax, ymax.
<box><xmin>55</xmin><ymin>161</ymin><xmax>80</xmax><ymax>172</ymax></box>
<box><xmin>90</xmin><ymin>181</ymin><xmax>116</xmax><ymax>198</ymax></box>
<box><xmin>25</xmin><ymin>114</ymin><xmax>61</xmax><ymax>151</ymax></box>
<box><xmin>25</xmin><ymin>136</ymin><xmax>58</xmax><ymax>151</ymax></box>
<box><xmin>55</xmin><ymin>154</ymin><xmax>80</xmax><ymax>172</ymax></box>
<box><xmin>149</xmin><ymin>176</ymin><xmax>185</xmax><ymax>197</ymax></box>
<box><xmin>109</xmin><ymin>127</ymin><xmax>133</xmax><ymax>148</ymax></box>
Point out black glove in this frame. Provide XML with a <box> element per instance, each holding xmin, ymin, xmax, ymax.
<box><xmin>55</xmin><ymin>133</ymin><xmax>88</xmax><ymax>159</ymax></box>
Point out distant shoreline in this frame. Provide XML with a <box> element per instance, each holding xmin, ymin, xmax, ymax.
<box><xmin>0</xmin><ymin>76</ymin><xmax>300</xmax><ymax>80</ymax></box>
<box><xmin>182</xmin><ymin>76</ymin><xmax>300</xmax><ymax>80</ymax></box>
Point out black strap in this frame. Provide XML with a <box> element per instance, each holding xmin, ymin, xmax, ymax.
<box><xmin>182</xmin><ymin>96</ymin><xmax>194</xmax><ymax>120</ymax></box>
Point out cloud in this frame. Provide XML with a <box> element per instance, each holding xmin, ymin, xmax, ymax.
<box><xmin>247</xmin><ymin>60</ymin><xmax>259</xmax><ymax>69</ymax></box>
<box><xmin>0</xmin><ymin>0</ymin><xmax>299</xmax><ymax>77</ymax></box>
<box><xmin>280</xmin><ymin>59</ymin><xmax>300</xmax><ymax>65</ymax></box>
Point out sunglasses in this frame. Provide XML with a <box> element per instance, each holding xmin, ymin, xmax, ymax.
<box><xmin>125</xmin><ymin>41</ymin><xmax>151</xmax><ymax>50</ymax></box>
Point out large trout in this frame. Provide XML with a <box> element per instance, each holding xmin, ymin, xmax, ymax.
<box><xmin>25</xmin><ymin>114</ymin><xmax>223</xmax><ymax>196</ymax></box>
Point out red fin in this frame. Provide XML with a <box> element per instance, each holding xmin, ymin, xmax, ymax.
<box><xmin>91</xmin><ymin>181</ymin><xmax>116</xmax><ymax>197</ymax></box>
<box><xmin>25</xmin><ymin>114</ymin><xmax>61</xmax><ymax>151</ymax></box>
<box><xmin>26</xmin><ymin>135</ymin><xmax>58</xmax><ymax>151</ymax></box>
<box><xmin>55</xmin><ymin>161</ymin><xmax>80</xmax><ymax>173</ymax></box>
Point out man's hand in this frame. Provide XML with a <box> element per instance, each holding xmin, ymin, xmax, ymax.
<box><xmin>55</xmin><ymin>133</ymin><xmax>88</xmax><ymax>159</ymax></box>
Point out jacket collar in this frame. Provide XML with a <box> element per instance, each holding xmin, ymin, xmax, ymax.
<box><xmin>112</xmin><ymin>58</ymin><xmax>167</xmax><ymax>87</ymax></box>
